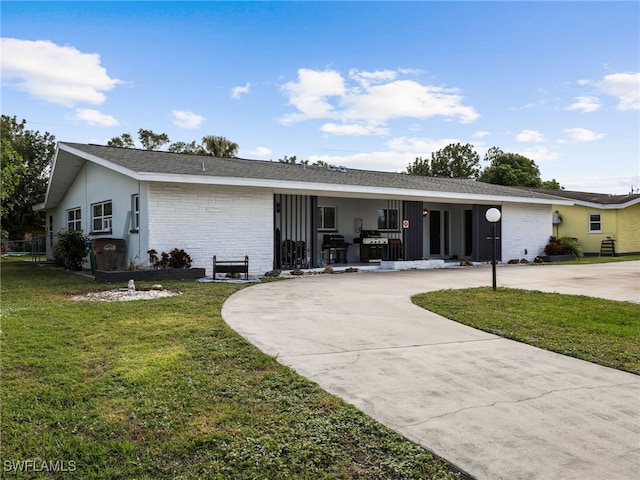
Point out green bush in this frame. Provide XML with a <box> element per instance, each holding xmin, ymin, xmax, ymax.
<box><xmin>147</xmin><ymin>248</ymin><xmax>192</xmax><ymax>269</ymax></box>
<box><xmin>559</xmin><ymin>236</ymin><xmax>583</xmax><ymax>258</ymax></box>
<box><xmin>53</xmin><ymin>230</ymin><xmax>89</xmax><ymax>270</ymax></box>
<box><xmin>544</xmin><ymin>236</ymin><xmax>583</xmax><ymax>258</ymax></box>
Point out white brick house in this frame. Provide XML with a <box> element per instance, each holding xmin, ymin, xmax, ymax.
<box><xmin>39</xmin><ymin>143</ymin><xmax>570</xmax><ymax>276</ymax></box>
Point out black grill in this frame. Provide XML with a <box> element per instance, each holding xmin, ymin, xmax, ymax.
<box><xmin>322</xmin><ymin>234</ymin><xmax>348</xmax><ymax>248</ymax></box>
<box><xmin>322</xmin><ymin>234</ymin><xmax>350</xmax><ymax>264</ymax></box>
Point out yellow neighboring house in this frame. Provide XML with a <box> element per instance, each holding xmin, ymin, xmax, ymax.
<box><xmin>542</xmin><ymin>190</ymin><xmax>640</xmax><ymax>255</ymax></box>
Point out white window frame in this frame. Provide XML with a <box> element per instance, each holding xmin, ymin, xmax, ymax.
<box><xmin>131</xmin><ymin>194</ymin><xmax>140</xmax><ymax>232</ymax></box>
<box><xmin>318</xmin><ymin>205</ymin><xmax>337</xmax><ymax>231</ymax></box>
<box><xmin>66</xmin><ymin>207</ymin><xmax>82</xmax><ymax>231</ymax></box>
<box><xmin>588</xmin><ymin>213</ymin><xmax>602</xmax><ymax>233</ymax></box>
<box><xmin>92</xmin><ymin>200</ymin><xmax>113</xmax><ymax>233</ymax></box>
<box><xmin>377</xmin><ymin>208</ymin><xmax>399</xmax><ymax>231</ymax></box>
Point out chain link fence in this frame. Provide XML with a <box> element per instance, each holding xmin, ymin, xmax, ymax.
<box><xmin>1</xmin><ymin>235</ymin><xmax>49</xmax><ymax>262</ymax></box>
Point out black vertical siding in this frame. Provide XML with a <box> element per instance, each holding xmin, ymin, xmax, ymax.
<box><xmin>472</xmin><ymin>205</ymin><xmax>502</xmax><ymax>262</ymax></box>
<box><xmin>402</xmin><ymin>201</ymin><xmax>424</xmax><ymax>260</ymax></box>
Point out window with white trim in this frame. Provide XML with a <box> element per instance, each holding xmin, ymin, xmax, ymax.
<box><xmin>588</xmin><ymin>213</ymin><xmax>601</xmax><ymax>233</ymax></box>
<box><xmin>131</xmin><ymin>194</ymin><xmax>140</xmax><ymax>232</ymax></box>
<box><xmin>318</xmin><ymin>206</ymin><xmax>337</xmax><ymax>230</ymax></box>
<box><xmin>66</xmin><ymin>207</ymin><xmax>81</xmax><ymax>231</ymax></box>
<box><xmin>92</xmin><ymin>200</ymin><xmax>113</xmax><ymax>233</ymax></box>
<box><xmin>377</xmin><ymin>208</ymin><xmax>399</xmax><ymax>231</ymax></box>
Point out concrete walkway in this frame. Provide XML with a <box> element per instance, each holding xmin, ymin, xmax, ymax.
<box><xmin>222</xmin><ymin>262</ymin><xmax>640</xmax><ymax>479</ymax></box>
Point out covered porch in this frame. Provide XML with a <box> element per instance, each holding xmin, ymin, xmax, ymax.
<box><xmin>273</xmin><ymin>193</ymin><xmax>501</xmax><ymax>270</ymax></box>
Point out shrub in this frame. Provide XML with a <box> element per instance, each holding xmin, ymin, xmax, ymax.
<box><xmin>147</xmin><ymin>248</ymin><xmax>192</xmax><ymax>269</ymax></box>
<box><xmin>543</xmin><ymin>236</ymin><xmax>564</xmax><ymax>255</ymax></box>
<box><xmin>559</xmin><ymin>236</ymin><xmax>583</xmax><ymax>258</ymax></box>
<box><xmin>543</xmin><ymin>236</ymin><xmax>583</xmax><ymax>258</ymax></box>
<box><xmin>53</xmin><ymin>230</ymin><xmax>89</xmax><ymax>270</ymax></box>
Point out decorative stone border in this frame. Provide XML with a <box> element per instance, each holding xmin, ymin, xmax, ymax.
<box><xmin>94</xmin><ymin>268</ymin><xmax>206</xmax><ymax>283</ymax></box>
<box><xmin>539</xmin><ymin>255</ymin><xmax>575</xmax><ymax>263</ymax></box>
<box><xmin>379</xmin><ymin>259</ymin><xmax>447</xmax><ymax>270</ymax></box>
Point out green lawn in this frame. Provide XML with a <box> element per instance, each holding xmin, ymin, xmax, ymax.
<box><xmin>556</xmin><ymin>254</ymin><xmax>640</xmax><ymax>264</ymax></box>
<box><xmin>1</xmin><ymin>259</ymin><xmax>461</xmax><ymax>479</ymax></box>
<box><xmin>412</xmin><ymin>288</ymin><xmax>640</xmax><ymax>374</ymax></box>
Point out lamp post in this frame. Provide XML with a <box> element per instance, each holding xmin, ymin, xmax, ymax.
<box><xmin>485</xmin><ymin>208</ymin><xmax>501</xmax><ymax>290</ymax></box>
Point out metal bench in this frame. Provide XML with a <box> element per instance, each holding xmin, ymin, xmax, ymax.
<box><xmin>212</xmin><ymin>255</ymin><xmax>249</xmax><ymax>279</ymax></box>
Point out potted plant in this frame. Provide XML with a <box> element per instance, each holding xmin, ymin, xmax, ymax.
<box><xmin>94</xmin><ymin>248</ymin><xmax>204</xmax><ymax>282</ymax></box>
<box><xmin>542</xmin><ymin>236</ymin><xmax>583</xmax><ymax>262</ymax></box>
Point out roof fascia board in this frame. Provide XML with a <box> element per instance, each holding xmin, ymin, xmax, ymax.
<box><xmin>42</xmin><ymin>143</ymin><xmax>62</xmax><ymax>207</ymax></box>
<box><xmin>569</xmin><ymin>198</ymin><xmax>640</xmax><ymax>209</ymax></box>
<box><xmin>139</xmin><ymin>172</ymin><xmax>570</xmax><ymax>205</ymax></box>
<box><xmin>60</xmin><ymin>143</ymin><xmax>139</xmax><ymax>179</ymax></box>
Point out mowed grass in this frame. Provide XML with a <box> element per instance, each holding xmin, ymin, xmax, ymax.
<box><xmin>1</xmin><ymin>259</ymin><xmax>461</xmax><ymax>480</ymax></box>
<box><xmin>412</xmin><ymin>287</ymin><xmax>640</xmax><ymax>374</ymax></box>
<box><xmin>556</xmin><ymin>254</ymin><xmax>640</xmax><ymax>264</ymax></box>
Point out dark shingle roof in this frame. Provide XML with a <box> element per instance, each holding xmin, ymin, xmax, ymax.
<box><xmin>61</xmin><ymin>142</ymin><xmax>564</xmax><ymax>201</ymax></box>
<box><xmin>529</xmin><ymin>188</ymin><xmax>640</xmax><ymax>206</ymax></box>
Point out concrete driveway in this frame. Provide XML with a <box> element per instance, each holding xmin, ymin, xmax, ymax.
<box><xmin>222</xmin><ymin>262</ymin><xmax>640</xmax><ymax>479</ymax></box>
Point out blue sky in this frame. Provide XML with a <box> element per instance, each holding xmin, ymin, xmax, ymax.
<box><xmin>2</xmin><ymin>1</ymin><xmax>639</xmax><ymax>193</ymax></box>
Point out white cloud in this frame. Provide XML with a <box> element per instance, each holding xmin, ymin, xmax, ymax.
<box><xmin>348</xmin><ymin>68</ymin><xmax>397</xmax><ymax>87</ymax></box>
<box><xmin>563</xmin><ymin>127</ymin><xmax>605</xmax><ymax>142</ymax></box>
<box><xmin>599</xmin><ymin>72</ymin><xmax>640</xmax><ymax>110</ymax></box>
<box><xmin>308</xmin><ymin>150</ymin><xmax>415</xmax><ymax>173</ymax></box>
<box><xmin>472</xmin><ymin>131</ymin><xmax>490</xmax><ymax>139</ymax></box>
<box><xmin>565</xmin><ymin>96</ymin><xmax>601</xmax><ymax>113</ymax></box>
<box><xmin>231</xmin><ymin>82</ymin><xmax>251</xmax><ymax>99</ymax></box>
<box><xmin>320</xmin><ymin>122</ymin><xmax>388</xmax><ymax>136</ymax></box>
<box><xmin>515</xmin><ymin>129</ymin><xmax>545</xmax><ymax>142</ymax></box>
<box><xmin>385</xmin><ymin>136</ymin><xmax>461</xmax><ymax>153</ymax></box>
<box><xmin>307</xmin><ymin>135</ymin><xmax>470</xmax><ymax>172</ymax></box>
<box><xmin>515</xmin><ymin>146</ymin><xmax>558</xmax><ymax>162</ymax></box>
<box><xmin>561</xmin><ymin>174</ymin><xmax>640</xmax><ymax>195</ymax></box>
<box><xmin>280</xmin><ymin>68</ymin><xmax>479</xmax><ymax>129</ymax></box>
<box><xmin>0</xmin><ymin>38</ymin><xmax>121</xmax><ymax>106</ymax></box>
<box><xmin>280</xmin><ymin>69</ymin><xmax>346</xmax><ymax>124</ymax></box>
<box><xmin>249</xmin><ymin>146</ymin><xmax>272</xmax><ymax>156</ymax></box>
<box><xmin>70</xmin><ymin>109</ymin><xmax>120</xmax><ymax>127</ymax></box>
<box><xmin>171</xmin><ymin>110</ymin><xmax>205</xmax><ymax>129</ymax></box>
<box><xmin>343</xmin><ymin>80</ymin><xmax>479</xmax><ymax>123</ymax></box>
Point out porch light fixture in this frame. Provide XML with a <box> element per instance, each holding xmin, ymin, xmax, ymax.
<box><xmin>485</xmin><ymin>207</ymin><xmax>501</xmax><ymax>290</ymax></box>
<box><xmin>422</xmin><ymin>209</ymin><xmax>429</xmax><ymax>217</ymax></box>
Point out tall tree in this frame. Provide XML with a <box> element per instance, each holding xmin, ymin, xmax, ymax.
<box><xmin>541</xmin><ymin>179</ymin><xmax>563</xmax><ymax>190</ymax></box>
<box><xmin>406</xmin><ymin>156</ymin><xmax>431</xmax><ymax>176</ymax></box>
<box><xmin>138</xmin><ymin>129</ymin><xmax>170</xmax><ymax>150</ymax></box>
<box><xmin>107</xmin><ymin>133</ymin><xmax>135</xmax><ymax>148</ymax></box>
<box><xmin>201</xmin><ymin>135</ymin><xmax>239</xmax><ymax>157</ymax></box>
<box><xmin>407</xmin><ymin>143</ymin><xmax>481</xmax><ymax>179</ymax></box>
<box><xmin>478</xmin><ymin>147</ymin><xmax>542</xmax><ymax>187</ymax></box>
<box><xmin>107</xmin><ymin>130</ymin><xmax>170</xmax><ymax>150</ymax></box>
<box><xmin>278</xmin><ymin>155</ymin><xmax>309</xmax><ymax>165</ymax></box>
<box><xmin>430</xmin><ymin>143</ymin><xmax>481</xmax><ymax>179</ymax></box>
<box><xmin>1</xmin><ymin>138</ymin><xmax>26</xmax><ymax>219</ymax></box>
<box><xmin>1</xmin><ymin>115</ymin><xmax>56</xmax><ymax>239</ymax></box>
<box><xmin>167</xmin><ymin>141</ymin><xmax>199</xmax><ymax>154</ymax></box>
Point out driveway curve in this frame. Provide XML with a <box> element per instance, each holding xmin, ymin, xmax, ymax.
<box><xmin>222</xmin><ymin>262</ymin><xmax>640</xmax><ymax>480</ymax></box>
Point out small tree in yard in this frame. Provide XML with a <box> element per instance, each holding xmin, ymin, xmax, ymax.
<box><xmin>53</xmin><ymin>230</ymin><xmax>88</xmax><ymax>270</ymax></box>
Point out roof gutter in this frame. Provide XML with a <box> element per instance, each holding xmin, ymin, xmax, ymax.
<box><xmin>137</xmin><ymin>172</ymin><xmax>573</xmax><ymax>205</ymax></box>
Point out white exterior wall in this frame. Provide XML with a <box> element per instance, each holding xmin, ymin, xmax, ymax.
<box><xmin>147</xmin><ymin>183</ymin><xmax>273</xmax><ymax>276</ymax></box>
<box><xmin>47</xmin><ymin>162</ymin><xmax>141</xmax><ymax>262</ymax></box>
<box><xmin>501</xmin><ymin>203</ymin><xmax>552</xmax><ymax>261</ymax></box>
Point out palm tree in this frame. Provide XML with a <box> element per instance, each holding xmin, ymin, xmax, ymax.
<box><xmin>200</xmin><ymin>135</ymin><xmax>239</xmax><ymax>157</ymax></box>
